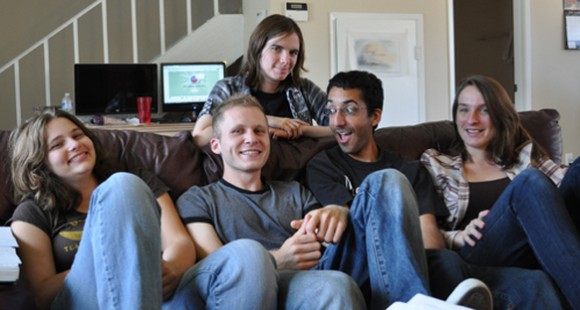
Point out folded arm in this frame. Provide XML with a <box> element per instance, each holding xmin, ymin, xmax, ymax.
<box><xmin>191</xmin><ymin>114</ymin><xmax>213</xmax><ymax>147</ymax></box>
<box><xmin>158</xmin><ymin>192</ymin><xmax>196</xmax><ymax>299</ymax></box>
<box><xmin>11</xmin><ymin>221</ymin><xmax>67</xmax><ymax>310</ymax></box>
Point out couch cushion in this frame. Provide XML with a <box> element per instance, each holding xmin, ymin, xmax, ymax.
<box><xmin>375</xmin><ymin>109</ymin><xmax>562</xmax><ymax>162</ymax></box>
<box><xmin>519</xmin><ymin>109</ymin><xmax>562</xmax><ymax>163</ymax></box>
<box><xmin>202</xmin><ymin>109</ymin><xmax>563</xmax><ymax>184</ymax></box>
<box><xmin>92</xmin><ymin>129</ymin><xmax>205</xmax><ymax>201</ymax></box>
<box><xmin>0</xmin><ymin>130</ymin><xmax>15</xmax><ymax>224</ymax></box>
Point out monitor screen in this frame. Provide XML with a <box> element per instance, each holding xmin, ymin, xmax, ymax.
<box><xmin>160</xmin><ymin>62</ymin><xmax>226</xmax><ymax>112</ymax></box>
<box><xmin>74</xmin><ymin>63</ymin><xmax>158</xmax><ymax>115</ymax></box>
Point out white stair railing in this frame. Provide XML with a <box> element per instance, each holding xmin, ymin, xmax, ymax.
<box><xmin>0</xmin><ymin>0</ymin><xmax>226</xmax><ymax>126</ymax></box>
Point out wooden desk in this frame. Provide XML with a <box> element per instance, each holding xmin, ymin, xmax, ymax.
<box><xmin>88</xmin><ymin>123</ymin><xmax>193</xmax><ymax>136</ymax></box>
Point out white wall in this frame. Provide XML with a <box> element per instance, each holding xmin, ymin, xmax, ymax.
<box><xmin>530</xmin><ymin>1</ymin><xmax>580</xmax><ymax>158</ymax></box>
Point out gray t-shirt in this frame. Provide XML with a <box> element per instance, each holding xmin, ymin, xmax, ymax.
<box><xmin>177</xmin><ymin>179</ymin><xmax>320</xmax><ymax>250</ymax></box>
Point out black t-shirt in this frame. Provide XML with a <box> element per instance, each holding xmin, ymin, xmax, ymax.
<box><xmin>458</xmin><ymin>177</ymin><xmax>510</xmax><ymax>229</ymax></box>
<box><xmin>306</xmin><ymin>145</ymin><xmax>449</xmax><ymax>217</ymax></box>
<box><xmin>8</xmin><ymin>170</ymin><xmax>168</xmax><ymax>273</ymax></box>
<box><xmin>252</xmin><ymin>89</ymin><xmax>293</xmax><ymax>118</ymax></box>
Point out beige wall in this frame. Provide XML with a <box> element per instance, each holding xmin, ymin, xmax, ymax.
<box><xmin>252</xmin><ymin>0</ymin><xmax>580</xmax><ymax>158</ymax></box>
<box><xmin>530</xmin><ymin>1</ymin><xmax>580</xmax><ymax>158</ymax></box>
<box><xmin>266</xmin><ymin>0</ymin><xmax>452</xmax><ymax>122</ymax></box>
<box><xmin>0</xmin><ymin>1</ymin><xmax>220</xmax><ymax>129</ymax></box>
<box><xmin>2</xmin><ymin>1</ymin><xmax>578</xmax><ymax>157</ymax></box>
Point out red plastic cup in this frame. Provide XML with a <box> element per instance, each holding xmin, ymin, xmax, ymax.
<box><xmin>137</xmin><ymin>96</ymin><xmax>152</xmax><ymax>124</ymax></box>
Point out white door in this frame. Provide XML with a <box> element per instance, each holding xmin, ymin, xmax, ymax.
<box><xmin>331</xmin><ymin>13</ymin><xmax>425</xmax><ymax>128</ymax></box>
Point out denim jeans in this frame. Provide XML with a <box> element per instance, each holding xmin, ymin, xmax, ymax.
<box><xmin>457</xmin><ymin>168</ymin><xmax>580</xmax><ymax>309</ymax></box>
<box><xmin>52</xmin><ymin>173</ymin><xmax>279</xmax><ymax>310</ymax></box>
<box><xmin>315</xmin><ymin>169</ymin><xmax>430</xmax><ymax>310</ymax></box>
<box><xmin>560</xmin><ymin>156</ymin><xmax>580</xmax><ymax>228</ymax></box>
<box><xmin>277</xmin><ymin>269</ymin><xmax>366</xmax><ymax>309</ymax></box>
<box><xmin>427</xmin><ymin>249</ymin><xmax>564</xmax><ymax>309</ymax></box>
<box><xmin>164</xmin><ymin>239</ymin><xmax>278</xmax><ymax>310</ymax></box>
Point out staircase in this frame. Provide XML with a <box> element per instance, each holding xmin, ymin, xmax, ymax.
<box><xmin>0</xmin><ymin>0</ymin><xmax>243</xmax><ymax>129</ymax></box>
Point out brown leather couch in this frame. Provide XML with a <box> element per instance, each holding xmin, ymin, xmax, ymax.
<box><xmin>0</xmin><ymin>109</ymin><xmax>563</xmax><ymax>309</ymax></box>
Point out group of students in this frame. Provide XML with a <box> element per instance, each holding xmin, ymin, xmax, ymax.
<box><xmin>8</xmin><ymin>14</ymin><xmax>580</xmax><ymax>310</ymax></box>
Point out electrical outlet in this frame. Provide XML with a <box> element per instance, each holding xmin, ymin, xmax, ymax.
<box><xmin>565</xmin><ymin>153</ymin><xmax>574</xmax><ymax>165</ymax></box>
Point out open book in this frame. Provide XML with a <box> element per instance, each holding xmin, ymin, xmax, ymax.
<box><xmin>0</xmin><ymin>226</ymin><xmax>21</xmax><ymax>283</ymax></box>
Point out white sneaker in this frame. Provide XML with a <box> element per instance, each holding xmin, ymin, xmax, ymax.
<box><xmin>446</xmin><ymin>278</ymin><xmax>493</xmax><ymax>310</ymax></box>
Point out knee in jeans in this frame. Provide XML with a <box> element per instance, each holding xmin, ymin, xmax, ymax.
<box><xmin>515</xmin><ymin>168</ymin><xmax>554</xmax><ymax>189</ymax></box>
<box><xmin>106</xmin><ymin>172</ymin><xmax>147</xmax><ymax>189</ymax></box>
<box><xmin>223</xmin><ymin>239</ymin><xmax>276</xmax><ymax>269</ymax></box>
<box><xmin>316</xmin><ymin>271</ymin><xmax>364</xmax><ymax>302</ymax></box>
<box><xmin>229</xmin><ymin>240</ymin><xmax>270</xmax><ymax>259</ymax></box>
<box><xmin>365</xmin><ymin>169</ymin><xmax>407</xmax><ymax>185</ymax></box>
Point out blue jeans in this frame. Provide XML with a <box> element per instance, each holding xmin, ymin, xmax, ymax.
<box><xmin>427</xmin><ymin>249</ymin><xmax>564</xmax><ymax>309</ymax></box>
<box><xmin>52</xmin><ymin>173</ymin><xmax>278</xmax><ymax>310</ymax></box>
<box><xmin>316</xmin><ymin>169</ymin><xmax>430</xmax><ymax>310</ymax></box>
<box><xmin>277</xmin><ymin>269</ymin><xmax>366</xmax><ymax>309</ymax></box>
<box><xmin>560</xmin><ymin>156</ymin><xmax>580</xmax><ymax>229</ymax></box>
<box><xmin>457</xmin><ymin>168</ymin><xmax>580</xmax><ymax>309</ymax></box>
<box><xmin>165</xmin><ymin>239</ymin><xmax>278</xmax><ymax>310</ymax></box>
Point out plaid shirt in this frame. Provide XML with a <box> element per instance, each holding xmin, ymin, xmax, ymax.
<box><xmin>198</xmin><ymin>75</ymin><xmax>328</xmax><ymax>125</ymax></box>
<box><xmin>421</xmin><ymin>142</ymin><xmax>567</xmax><ymax>247</ymax></box>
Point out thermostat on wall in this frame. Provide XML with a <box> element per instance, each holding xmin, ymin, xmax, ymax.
<box><xmin>285</xmin><ymin>2</ymin><xmax>308</xmax><ymax>22</ymax></box>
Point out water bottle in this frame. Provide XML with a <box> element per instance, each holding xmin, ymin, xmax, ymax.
<box><xmin>61</xmin><ymin>93</ymin><xmax>73</xmax><ymax>113</ymax></box>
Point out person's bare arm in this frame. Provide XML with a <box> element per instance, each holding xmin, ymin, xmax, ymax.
<box><xmin>191</xmin><ymin>114</ymin><xmax>213</xmax><ymax>147</ymax></box>
<box><xmin>419</xmin><ymin>214</ymin><xmax>446</xmax><ymax>249</ymax></box>
<box><xmin>11</xmin><ymin>221</ymin><xmax>68</xmax><ymax>310</ymax></box>
<box><xmin>158</xmin><ymin>193</ymin><xmax>196</xmax><ymax>299</ymax></box>
<box><xmin>185</xmin><ymin>222</ymin><xmax>224</xmax><ymax>260</ymax></box>
<box><xmin>300</xmin><ymin>125</ymin><xmax>333</xmax><ymax>138</ymax></box>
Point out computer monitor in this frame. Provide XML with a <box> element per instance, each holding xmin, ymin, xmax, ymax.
<box><xmin>74</xmin><ymin>63</ymin><xmax>158</xmax><ymax>115</ymax></box>
<box><xmin>160</xmin><ymin>62</ymin><xmax>226</xmax><ymax>113</ymax></box>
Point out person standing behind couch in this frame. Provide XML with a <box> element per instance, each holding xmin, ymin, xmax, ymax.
<box><xmin>8</xmin><ymin>110</ymin><xmax>278</xmax><ymax>310</ymax></box>
<box><xmin>421</xmin><ymin>75</ymin><xmax>580</xmax><ymax>309</ymax></box>
<box><xmin>192</xmin><ymin>14</ymin><xmax>331</xmax><ymax>147</ymax></box>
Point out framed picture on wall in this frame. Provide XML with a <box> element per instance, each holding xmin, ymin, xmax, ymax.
<box><xmin>347</xmin><ymin>33</ymin><xmax>408</xmax><ymax>76</ymax></box>
<box><xmin>565</xmin><ymin>10</ymin><xmax>580</xmax><ymax>49</ymax></box>
<box><xmin>330</xmin><ymin>12</ymin><xmax>425</xmax><ymax>128</ymax></box>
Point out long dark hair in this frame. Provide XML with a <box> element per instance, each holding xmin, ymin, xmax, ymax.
<box><xmin>450</xmin><ymin>75</ymin><xmax>546</xmax><ymax>167</ymax></box>
<box><xmin>9</xmin><ymin>110</ymin><xmax>113</xmax><ymax>211</ymax></box>
<box><xmin>240</xmin><ymin>14</ymin><xmax>306</xmax><ymax>91</ymax></box>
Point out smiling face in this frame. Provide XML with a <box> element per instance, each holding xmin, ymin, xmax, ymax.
<box><xmin>210</xmin><ymin>106</ymin><xmax>271</xmax><ymax>180</ymax></box>
<box><xmin>258</xmin><ymin>32</ymin><xmax>300</xmax><ymax>92</ymax></box>
<box><xmin>45</xmin><ymin>117</ymin><xmax>96</xmax><ymax>185</ymax></box>
<box><xmin>455</xmin><ymin>85</ymin><xmax>496</xmax><ymax>154</ymax></box>
<box><xmin>327</xmin><ymin>87</ymin><xmax>381</xmax><ymax>162</ymax></box>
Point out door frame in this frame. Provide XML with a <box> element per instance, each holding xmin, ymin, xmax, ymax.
<box><xmin>447</xmin><ymin>0</ymin><xmax>531</xmax><ymax>112</ymax></box>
